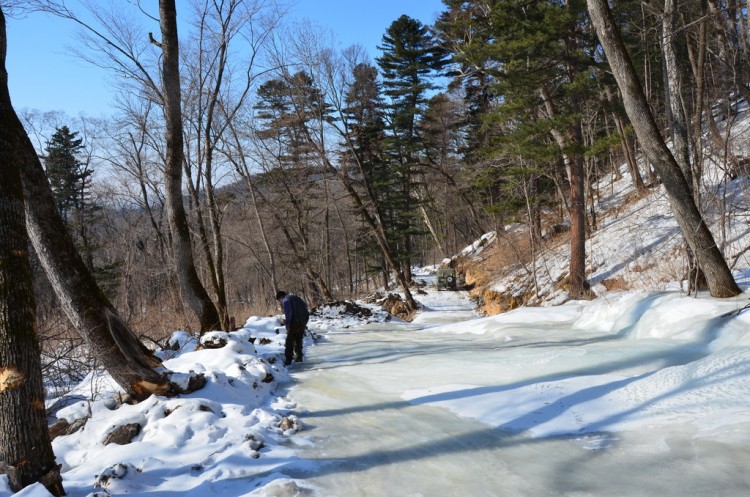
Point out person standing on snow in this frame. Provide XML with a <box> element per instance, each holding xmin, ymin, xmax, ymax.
<box><xmin>276</xmin><ymin>290</ymin><xmax>309</xmax><ymax>366</ymax></box>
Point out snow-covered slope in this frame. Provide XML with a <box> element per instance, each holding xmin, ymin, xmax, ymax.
<box><xmin>458</xmin><ymin>109</ymin><xmax>750</xmax><ymax>308</ymax></box>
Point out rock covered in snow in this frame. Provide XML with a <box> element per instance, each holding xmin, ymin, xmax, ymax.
<box><xmin>199</xmin><ymin>331</ymin><xmax>230</xmax><ymax>349</ymax></box>
<box><xmin>310</xmin><ymin>299</ymin><xmax>391</xmax><ymax>330</ymax></box>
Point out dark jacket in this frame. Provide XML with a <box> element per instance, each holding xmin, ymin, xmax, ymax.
<box><xmin>282</xmin><ymin>294</ymin><xmax>309</xmax><ymax>326</ymax></box>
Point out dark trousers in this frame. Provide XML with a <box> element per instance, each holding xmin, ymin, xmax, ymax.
<box><xmin>285</xmin><ymin>320</ymin><xmax>306</xmax><ymax>363</ymax></box>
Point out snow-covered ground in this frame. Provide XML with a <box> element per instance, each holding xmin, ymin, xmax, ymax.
<box><xmin>5</xmin><ymin>275</ymin><xmax>750</xmax><ymax>496</ymax></box>
<box><xmin>474</xmin><ymin>119</ymin><xmax>750</xmax><ymax>306</ymax></box>
<box><xmin>6</xmin><ymin>107</ymin><xmax>750</xmax><ymax>497</ymax></box>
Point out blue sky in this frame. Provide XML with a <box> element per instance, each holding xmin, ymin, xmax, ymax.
<box><xmin>5</xmin><ymin>0</ymin><xmax>445</xmax><ymax>117</ymax></box>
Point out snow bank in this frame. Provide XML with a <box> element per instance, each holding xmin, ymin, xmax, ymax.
<box><xmin>10</xmin><ymin>316</ymin><xmax>315</xmax><ymax>497</ymax></box>
<box><xmin>404</xmin><ymin>289</ymin><xmax>750</xmax><ymax>442</ymax></box>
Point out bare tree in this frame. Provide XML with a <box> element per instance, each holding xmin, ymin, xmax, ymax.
<box><xmin>661</xmin><ymin>0</ymin><xmax>707</xmax><ymax>292</ymax></box>
<box><xmin>587</xmin><ymin>0</ymin><xmax>741</xmax><ymax>298</ymax></box>
<box><xmin>158</xmin><ymin>0</ymin><xmax>222</xmax><ymax>331</ymax></box>
<box><xmin>222</xmin><ymin>113</ymin><xmax>280</xmax><ymax>291</ymax></box>
<box><xmin>1</xmin><ymin>5</ymin><xmax>207</xmax><ymax>402</ymax></box>
<box><xmin>15</xmin><ymin>91</ymin><xmax>205</xmax><ymax>400</ymax></box>
<box><xmin>180</xmin><ymin>0</ymin><xmax>280</xmax><ymax>329</ymax></box>
<box><xmin>34</xmin><ymin>0</ymin><xmax>222</xmax><ymax>331</ymax></box>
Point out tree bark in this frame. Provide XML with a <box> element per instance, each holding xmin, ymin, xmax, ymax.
<box><xmin>3</xmin><ymin>7</ymin><xmax>205</xmax><ymax>402</ymax></box>
<box><xmin>159</xmin><ymin>0</ymin><xmax>221</xmax><ymax>332</ymax></box>
<box><xmin>540</xmin><ymin>88</ymin><xmax>588</xmax><ymax>299</ymax></box>
<box><xmin>661</xmin><ymin>0</ymin><xmax>692</xmax><ymax>186</ymax></box>
<box><xmin>587</xmin><ymin>0</ymin><xmax>740</xmax><ymax>298</ymax></box>
<box><xmin>0</xmin><ymin>12</ymin><xmax>65</xmax><ymax>495</ymax></box>
<box><xmin>661</xmin><ymin>0</ymin><xmax>707</xmax><ymax>293</ymax></box>
<box><xmin>605</xmin><ymin>86</ymin><xmax>646</xmax><ymax>192</ymax></box>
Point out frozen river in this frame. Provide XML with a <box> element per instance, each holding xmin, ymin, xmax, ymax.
<box><xmin>286</xmin><ymin>289</ymin><xmax>750</xmax><ymax>496</ymax></box>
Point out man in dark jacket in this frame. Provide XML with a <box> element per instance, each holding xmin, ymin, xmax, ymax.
<box><xmin>276</xmin><ymin>290</ymin><xmax>309</xmax><ymax>366</ymax></box>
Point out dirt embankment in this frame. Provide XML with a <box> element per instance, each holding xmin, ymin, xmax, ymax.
<box><xmin>454</xmin><ymin>226</ymin><xmax>570</xmax><ymax>315</ymax></box>
<box><xmin>454</xmin><ymin>188</ymin><xmax>657</xmax><ymax>315</ymax></box>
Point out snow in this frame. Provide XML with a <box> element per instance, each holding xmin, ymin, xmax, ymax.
<box><xmin>7</xmin><ymin>115</ymin><xmax>750</xmax><ymax>496</ymax></box>
<box><xmin>7</xmin><ymin>279</ymin><xmax>750</xmax><ymax>496</ymax></box>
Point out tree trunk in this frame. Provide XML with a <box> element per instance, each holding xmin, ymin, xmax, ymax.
<box><xmin>587</xmin><ymin>0</ymin><xmax>740</xmax><ymax>298</ymax></box>
<box><xmin>159</xmin><ymin>0</ymin><xmax>221</xmax><ymax>332</ymax></box>
<box><xmin>605</xmin><ymin>86</ymin><xmax>646</xmax><ymax>192</ymax></box>
<box><xmin>0</xmin><ymin>12</ymin><xmax>65</xmax><ymax>495</ymax></box>
<box><xmin>0</xmin><ymin>167</ymin><xmax>65</xmax><ymax>497</ymax></box>
<box><xmin>541</xmin><ymin>88</ymin><xmax>588</xmax><ymax>299</ymax></box>
<box><xmin>662</xmin><ymin>0</ymin><xmax>707</xmax><ymax>293</ymax></box>
<box><xmin>661</xmin><ymin>0</ymin><xmax>692</xmax><ymax>185</ymax></box>
<box><xmin>689</xmin><ymin>0</ymin><xmax>708</xmax><ymax>194</ymax></box>
<box><xmin>3</xmin><ymin>8</ymin><xmax>204</xmax><ymax>402</ymax></box>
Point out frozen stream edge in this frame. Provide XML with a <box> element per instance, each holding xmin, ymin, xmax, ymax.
<box><xmin>282</xmin><ymin>288</ymin><xmax>750</xmax><ymax>497</ymax></box>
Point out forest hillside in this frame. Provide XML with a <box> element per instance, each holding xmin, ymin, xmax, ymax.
<box><xmin>5</xmin><ymin>1</ymin><xmax>750</xmax><ymax>495</ymax></box>
<box><xmin>455</xmin><ymin>99</ymin><xmax>750</xmax><ymax>315</ymax></box>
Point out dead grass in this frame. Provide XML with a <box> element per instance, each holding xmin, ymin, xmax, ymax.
<box><xmin>456</xmin><ymin>186</ymin><xmax>656</xmax><ymax>314</ymax></box>
<box><xmin>480</xmin><ymin>288</ymin><xmax>532</xmax><ymax>314</ymax></box>
<box><xmin>122</xmin><ymin>295</ymin><xmax>276</xmax><ymax>344</ymax></box>
<box><xmin>456</xmin><ymin>224</ymin><xmax>576</xmax><ymax>315</ymax></box>
<box><xmin>457</xmin><ymin>228</ymin><xmax>535</xmax><ymax>297</ymax></box>
<box><xmin>601</xmin><ymin>276</ymin><xmax>630</xmax><ymax>292</ymax></box>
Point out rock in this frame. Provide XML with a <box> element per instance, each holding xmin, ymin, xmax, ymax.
<box><xmin>312</xmin><ymin>300</ymin><xmax>373</xmax><ymax>318</ymax></box>
<box><xmin>279</xmin><ymin>416</ymin><xmax>295</xmax><ymax>431</ymax></box>
<box><xmin>261</xmin><ymin>372</ymin><xmax>274</xmax><ymax>383</ymax></box>
<box><xmin>380</xmin><ymin>293</ymin><xmax>413</xmax><ymax>320</ymax></box>
<box><xmin>94</xmin><ymin>462</ymin><xmax>132</xmax><ymax>488</ymax></box>
<box><xmin>102</xmin><ymin>423</ymin><xmax>142</xmax><ymax>446</ymax></box>
<box><xmin>244</xmin><ymin>434</ymin><xmax>265</xmax><ymax>451</ymax></box>
<box><xmin>200</xmin><ymin>331</ymin><xmax>229</xmax><ymax>349</ymax></box>
<box><xmin>49</xmin><ymin>416</ymin><xmax>88</xmax><ymax>440</ymax></box>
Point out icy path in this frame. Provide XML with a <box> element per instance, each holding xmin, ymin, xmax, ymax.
<box><xmin>285</xmin><ymin>290</ymin><xmax>750</xmax><ymax>496</ymax></box>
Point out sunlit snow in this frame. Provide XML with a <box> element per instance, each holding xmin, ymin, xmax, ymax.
<box><xmin>5</xmin><ymin>149</ymin><xmax>750</xmax><ymax>495</ymax></box>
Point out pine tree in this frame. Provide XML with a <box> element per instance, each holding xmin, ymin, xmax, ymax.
<box><xmin>437</xmin><ymin>0</ymin><xmax>596</xmax><ymax>299</ymax></box>
<box><xmin>44</xmin><ymin>126</ymin><xmax>91</xmax><ymax>223</ymax></box>
<box><xmin>43</xmin><ymin>125</ymin><xmax>98</xmax><ymax>269</ymax></box>
<box><xmin>341</xmin><ymin>63</ymin><xmax>394</xmax><ymax>285</ymax></box>
<box><xmin>434</xmin><ymin>0</ymin><xmax>497</xmax><ymax>164</ymax></box>
<box><xmin>376</xmin><ymin>15</ymin><xmax>447</xmax><ymax>281</ymax></box>
<box><xmin>344</xmin><ymin>63</ymin><xmax>387</xmax><ymax>188</ymax></box>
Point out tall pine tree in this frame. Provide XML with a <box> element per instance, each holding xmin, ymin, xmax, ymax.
<box><xmin>43</xmin><ymin>125</ymin><xmax>97</xmax><ymax>269</ymax></box>
<box><xmin>342</xmin><ymin>62</ymin><xmax>393</xmax><ymax>286</ymax></box>
<box><xmin>44</xmin><ymin>126</ymin><xmax>90</xmax><ymax>224</ymax></box>
<box><xmin>437</xmin><ymin>0</ymin><xmax>596</xmax><ymax>299</ymax></box>
<box><xmin>376</xmin><ymin>15</ymin><xmax>446</xmax><ymax>281</ymax></box>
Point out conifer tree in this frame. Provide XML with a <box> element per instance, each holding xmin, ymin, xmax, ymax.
<box><xmin>342</xmin><ymin>63</ymin><xmax>391</xmax><ymax>282</ymax></box>
<box><xmin>434</xmin><ymin>0</ymin><xmax>497</xmax><ymax>164</ymax></box>
<box><xmin>44</xmin><ymin>126</ymin><xmax>89</xmax><ymax>222</ymax></box>
<box><xmin>43</xmin><ymin>125</ymin><xmax>97</xmax><ymax>268</ymax></box>
<box><xmin>436</xmin><ymin>0</ymin><xmax>595</xmax><ymax>299</ymax></box>
<box><xmin>377</xmin><ymin>15</ymin><xmax>447</xmax><ymax>281</ymax></box>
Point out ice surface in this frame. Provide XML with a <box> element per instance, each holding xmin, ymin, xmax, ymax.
<box><xmin>288</xmin><ymin>288</ymin><xmax>750</xmax><ymax>497</ymax></box>
<box><xmin>8</xmin><ymin>281</ymin><xmax>750</xmax><ymax>496</ymax></box>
